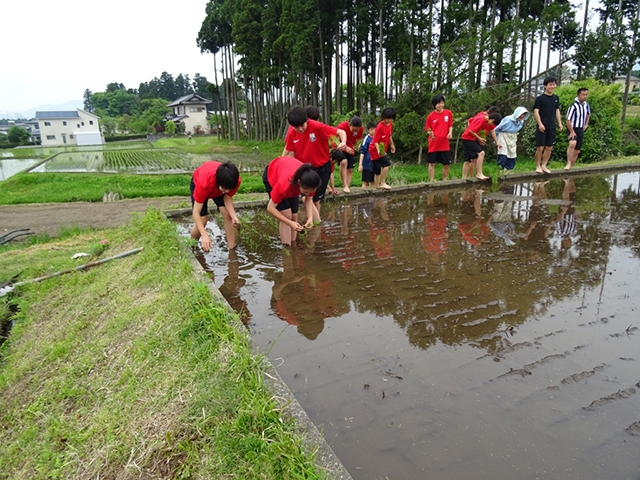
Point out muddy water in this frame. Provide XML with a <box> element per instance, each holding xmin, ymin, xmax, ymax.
<box><xmin>190</xmin><ymin>173</ymin><xmax>640</xmax><ymax>480</ymax></box>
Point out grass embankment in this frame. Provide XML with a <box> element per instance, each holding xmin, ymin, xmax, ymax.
<box><xmin>3</xmin><ymin>135</ymin><xmax>640</xmax><ymax>205</ymax></box>
<box><xmin>0</xmin><ymin>211</ymin><xmax>323</xmax><ymax>479</ymax></box>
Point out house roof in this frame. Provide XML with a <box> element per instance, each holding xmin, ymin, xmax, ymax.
<box><xmin>167</xmin><ymin>93</ymin><xmax>212</xmax><ymax>107</ymax></box>
<box><xmin>36</xmin><ymin>111</ymin><xmax>80</xmax><ymax>119</ymax></box>
<box><xmin>35</xmin><ymin>109</ymin><xmax>101</xmax><ymax>120</ymax></box>
<box><xmin>615</xmin><ymin>75</ymin><xmax>640</xmax><ymax>81</ymax></box>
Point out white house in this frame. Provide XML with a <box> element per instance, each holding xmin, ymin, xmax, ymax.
<box><xmin>167</xmin><ymin>94</ymin><xmax>211</xmax><ymax>134</ymax></box>
<box><xmin>614</xmin><ymin>76</ymin><xmax>640</xmax><ymax>91</ymax></box>
<box><xmin>36</xmin><ymin>109</ymin><xmax>104</xmax><ymax>147</ymax></box>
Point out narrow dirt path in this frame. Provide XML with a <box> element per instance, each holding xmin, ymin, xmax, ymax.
<box><xmin>0</xmin><ymin>197</ymin><xmax>186</xmax><ymax>238</ymax></box>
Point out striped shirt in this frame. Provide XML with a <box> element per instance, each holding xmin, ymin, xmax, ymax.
<box><xmin>566</xmin><ymin>98</ymin><xmax>591</xmax><ymax>129</ymax></box>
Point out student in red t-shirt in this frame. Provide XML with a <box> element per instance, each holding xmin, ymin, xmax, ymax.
<box><xmin>333</xmin><ymin>116</ymin><xmax>364</xmax><ymax>193</ymax></box>
<box><xmin>190</xmin><ymin>161</ymin><xmax>241</xmax><ymax>252</ymax></box>
<box><xmin>368</xmin><ymin>107</ymin><xmax>396</xmax><ymax>190</ymax></box>
<box><xmin>263</xmin><ymin>156</ymin><xmax>321</xmax><ymax>246</ymax></box>
<box><xmin>424</xmin><ymin>94</ymin><xmax>454</xmax><ymax>182</ymax></box>
<box><xmin>283</xmin><ymin>106</ymin><xmax>346</xmax><ymax>213</ymax></box>
<box><xmin>461</xmin><ymin>111</ymin><xmax>502</xmax><ymax>181</ymax></box>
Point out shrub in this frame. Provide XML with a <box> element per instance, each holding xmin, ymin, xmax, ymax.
<box><xmin>521</xmin><ymin>79</ymin><xmax>623</xmax><ymax>163</ymax></box>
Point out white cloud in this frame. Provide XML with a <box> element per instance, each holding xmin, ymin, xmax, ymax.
<box><xmin>1</xmin><ymin>0</ymin><xmax>215</xmax><ymax>116</ymax></box>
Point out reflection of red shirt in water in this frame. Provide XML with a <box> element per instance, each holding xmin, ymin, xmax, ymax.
<box><xmin>369</xmin><ymin>223</ymin><xmax>392</xmax><ymax>259</ymax></box>
<box><xmin>458</xmin><ymin>219</ymin><xmax>490</xmax><ymax>246</ymax></box>
<box><xmin>274</xmin><ymin>278</ymin><xmax>339</xmax><ymax>326</ymax></box>
<box><xmin>335</xmin><ymin>233</ymin><xmax>366</xmax><ymax>271</ymax></box>
<box><xmin>422</xmin><ymin>217</ymin><xmax>448</xmax><ymax>253</ymax></box>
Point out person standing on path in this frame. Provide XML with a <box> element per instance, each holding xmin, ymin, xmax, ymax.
<box><xmin>533</xmin><ymin>77</ymin><xmax>563</xmax><ymax>174</ymax></box>
<box><xmin>564</xmin><ymin>88</ymin><xmax>591</xmax><ymax>170</ymax></box>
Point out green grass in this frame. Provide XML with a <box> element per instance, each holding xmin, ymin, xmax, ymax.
<box><xmin>0</xmin><ymin>211</ymin><xmax>323</xmax><ymax>479</ymax></box>
<box><xmin>0</xmin><ymin>172</ymin><xmax>267</xmax><ymax>205</ymax></box>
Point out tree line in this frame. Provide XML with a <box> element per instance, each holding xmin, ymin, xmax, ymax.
<box><xmin>196</xmin><ymin>0</ymin><xmax>640</xmax><ymax>150</ymax></box>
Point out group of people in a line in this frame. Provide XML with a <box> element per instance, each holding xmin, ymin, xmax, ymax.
<box><xmin>424</xmin><ymin>77</ymin><xmax>591</xmax><ymax>182</ymax></box>
<box><xmin>189</xmin><ymin>78</ymin><xmax>591</xmax><ymax>250</ymax></box>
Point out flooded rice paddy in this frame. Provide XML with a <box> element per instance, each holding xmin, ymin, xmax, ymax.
<box><xmin>187</xmin><ymin>172</ymin><xmax>640</xmax><ymax>480</ymax></box>
<box><xmin>0</xmin><ymin>158</ymin><xmax>41</xmax><ymax>180</ymax></box>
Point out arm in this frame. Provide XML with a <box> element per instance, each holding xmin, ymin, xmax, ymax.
<box><xmin>584</xmin><ymin>114</ymin><xmax>590</xmax><ymax>131</ymax></box>
<box><xmin>303</xmin><ymin>195</ymin><xmax>320</xmax><ymax>226</ymax></box>
<box><xmin>389</xmin><ymin>135</ymin><xmax>396</xmax><ymax>154</ymax></box>
<box><xmin>192</xmin><ymin>202</ymin><xmax>212</xmax><ymax>252</ymax></box>
<box><xmin>358</xmin><ymin>152</ymin><xmax>364</xmax><ymax>172</ymax></box>
<box><xmin>336</xmin><ymin>129</ymin><xmax>347</xmax><ymax>150</ymax></box>
<box><xmin>267</xmin><ymin>199</ymin><xmax>304</xmax><ymax>232</ymax></box>
<box><xmin>447</xmin><ymin>126</ymin><xmax>453</xmax><ymax>140</ymax></box>
<box><xmin>533</xmin><ymin>108</ymin><xmax>544</xmax><ymax>132</ymax></box>
<box><xmin>468</xmin><ymin>128</ymin><xmax>486</xmax><ymax>145</ymax></box>
<box><xmin>490</xmin><ymin>129</ymin><xmax>500</xmax><ymax>148</ymax></box>
<box><xmin>556</xmin><ymin>108</ymin><xmax>563</xmax><ymax>132</ymax></box>
<box><xmin>223</xmin><ymin>194</ymin><xmax>240</xmax><ymax>227</ymax></box>
<box><xmin>566</xmin><ymin>118</ymin><xmax>576</xmax><ymax>139</ymax></box>
<box><xmin>282</xmin><ymin>149</ymin><xmax>296</xmax><ymax>157</ymax></box>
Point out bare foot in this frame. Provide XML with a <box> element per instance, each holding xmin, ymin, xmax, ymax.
<box><xmin>535</xmin><ymin>168</ymin><xmax>544</xmax><ymax>174</ymax></box>
<box><xmin>379</xmin><ymin>183</ymin><xmax>392</xmax><ymax>190</ymax></box>
<box><xmin>476</xmin><ymin>175</ymin><xmax>490</xmax><ymax>180</ymax></box>
<box><xmin>343</xmin><ymin>187</ymin><xmax>351</xmax><ymax>193</ymax></box>
<box><xmin>563</xmin><ymin>165</ymin><xmax>571</xmax><ymax>170</ymax></box>
<box><xmin>542</xmin><ymin>167</ymin><xmax>552</xmax><ymax>174</ymax></box>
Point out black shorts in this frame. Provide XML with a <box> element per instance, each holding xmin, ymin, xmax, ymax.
<box><xmin>427</xmin><ymin>151</ymin><xmax>452</xmax><ymax>165</ymax></box>
<box><xmin>372</xmin><ymin>156</ymin><xmax>391</xmax><ymax>175</ymax></box>
<box><xmin>312</xmin><ymin>161</ymin><xmax>332</xmax><ymax>203</ymax></box>
<box><xmin>568</xmin><ymin>128</ymin><xmax>584</xmax><ymax>150</ymax></box>
<box><xmin>262</xmin><ymin>166</ymin><xmax>300</xmax><ymax>213</ymax></box>
<box><xmin>332</xmin><ymin>150</ymin><xmax>357</xmax><ymax>169</ymax></box>
<box><xmin>361</xmin><ymin>169</ymin><xmax>374</xmax><ymax>183</ymax></box>
<box><xmin>536</xmin><ymin>127</ymin><xmax>556</xmax><ymax>147</ymax></box>
<box><xmin>462</xmin><ymin>140</ymin><xmax>483</xmax><ymax>162</ymax></box>
<box><xmin>190</xmin><ymin>177</ymin><xmax>225</xmax><ymax>217</ymax></box>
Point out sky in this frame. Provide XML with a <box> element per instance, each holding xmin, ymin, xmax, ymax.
<box><xmin>1</xmin><ymin>0</ymin><xmax>214</xmax><ymax>117</ymax></box>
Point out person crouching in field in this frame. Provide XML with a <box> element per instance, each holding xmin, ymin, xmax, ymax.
<box><xmin>263</xmin><ymin>156</ymin><xmax>321</xmax><ymax>246</ymax></box>
<box><xmin>494</xmin><ymin>107</ymin><xmax>530</xmax><ymax>174</ymax></box>
<box><xmin>190</xmin><ymin>161</ymin><xmax>241</xmax><ymax>252</ymax></box>
<box><xmin>460</xmin><ymin>111</ymin><xmax>502</xmax><ymax>180</ymax></box>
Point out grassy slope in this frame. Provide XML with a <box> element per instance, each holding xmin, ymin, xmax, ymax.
<box><xmin>0</xmin><ymin>211</ymin><xmax>322</xmax><ymax>479</ymax></box>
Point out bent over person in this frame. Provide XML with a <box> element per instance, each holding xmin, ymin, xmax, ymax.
<box><xmin>190</xmin><ymin>161</ymin><xmax>241</xmax><ymax>252</ymax></box>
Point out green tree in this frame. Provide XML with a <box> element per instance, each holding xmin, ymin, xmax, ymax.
<box><xmin>83</xmin><ymin>89</ymin><xmax>93</xmax><ymax>112</ymax></box>
<box><xmin>7</xmin><ymin>126</ymin><xmax>30</xmax><ymax>145</ymax></box>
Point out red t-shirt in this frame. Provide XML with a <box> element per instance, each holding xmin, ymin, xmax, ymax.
<box><xmin>461</xmin><ymin>113</ymin><xmax>495</xmax><ymax>141</ymax></box>
<box><xmin>267</xmin><ymin>156</ymin><xmax>315</xmax><ymax>205</ymax></box>
<box><xmin>368</xmin><ymin>121</ymin><xmax>393</xmax><ymax>161</ymax></box>
<box><xmin>284</xmin><ymin>119</ymin><xmax>338</xmax><ymax>168</ymax></box>
<box><xmin>425</xmin><ymin>110</ymin><xmax>453</xmax><ymax>152</ymax></box>
<box><xmin>336</xmin><ymin>120</ymin><xmax>364</xmax><ymax>151</ymax></box>
<box><xmin>192</xmin><ymin>161</ymin><xmax>241</xmax><ymax>204</ymax></box>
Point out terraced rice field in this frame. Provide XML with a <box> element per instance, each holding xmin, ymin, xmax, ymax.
<box><xmin>30</xmin><ymin>149</ymin><xmax>210</xmax><ymax>174</ymax></box>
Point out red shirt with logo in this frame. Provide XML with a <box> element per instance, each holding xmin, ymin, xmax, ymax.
<box><xmin>425</xmin><ymin>110</ymin><xmax>453</xmax><ymax>152</ymax></box>
<box><xmin>337</xmin><ymin>120</ymin><xmax>364</xmax><ymax>151</ymax></box>
<box><xmin>192</xmin><ymin>161</ymin><xmax>241</xmax><ymax>203</ymax></box>
<box><xmin>461</xmin><ymin>113</ymin><xmax>495</xmax><ymax>141</ymax></box>
<box><xmin>267</xmin><ymin>156</ymin><xmax>315</xmax><ymax>205</ymax></box>
<box><xmin>285</xmin><ymin>119</ymin><xmax>339</xmax><ymax>168</ymax></box>
<box><xmin>368</xmin><ymin>121</ymin><xmax>393</xmax><ymax>161</ymax></box>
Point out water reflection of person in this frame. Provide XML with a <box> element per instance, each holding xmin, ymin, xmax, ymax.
<box><xmin>556</xmin><ymin>178</ymin><xmax>578</xmax><ymax>250</ymax></box>
<box><xmin>334</xmin><ymin>204</ymin><xmax>366</xmax><ymax>271</ymax></box>
<box><xmin>271</xmin><ymin>250</ymin><xmax>342</xmax><ymax>340</ymax></box>
<box><xmin>218</xmin><ymin>249</ymin><xmax>250</xmax><ymax>325</ymax></box>
<box><xmin>368</xmin><ymin>199</ymin><xmax>393</xmax><ymax>259</ymax></box>
<box><xmin>422</xmin><ymin>192</ymin><xmax>449</xmax><ymax>265</ymax></box>
<box><xmin>524</xmin><ymin>181</ymin><xmax>554</xmax><ymax>259</ymax></box>
<box><xmin>490</xmin><ymin>198</ymin><xmax>516</xmax><ymax>246</ymax></box>
<box><xmin>458</xmin><ymin>188</ymin><xmax>491</xmax><ymax>246</ymax></box>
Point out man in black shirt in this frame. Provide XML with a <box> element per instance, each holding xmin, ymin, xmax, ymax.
<box><xmin>533</xmin><ymin>77</ymin><xmax>563</xmax><ymax>174</ymax></box>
